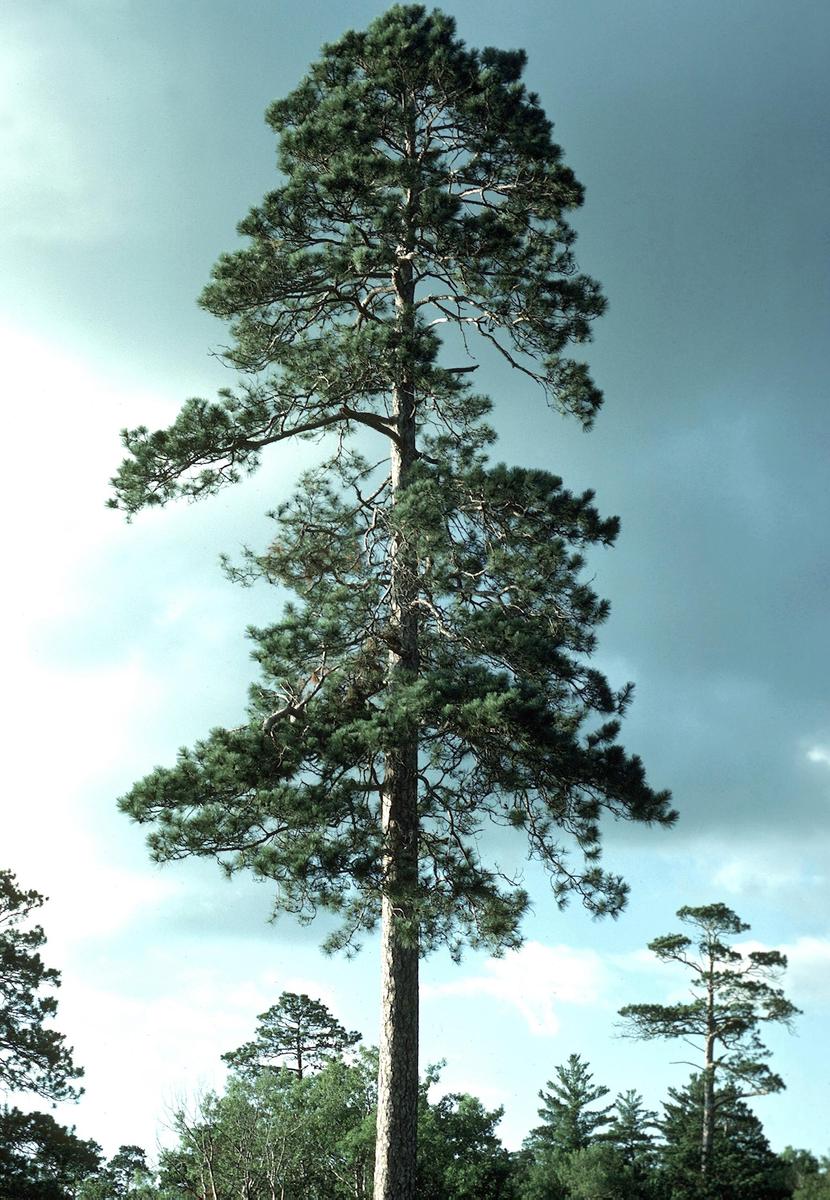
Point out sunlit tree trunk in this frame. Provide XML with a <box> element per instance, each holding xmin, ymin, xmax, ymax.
<box><xmin>701</xmin><ymin>955</ymin><xmax>716</xmax><ymax>1176</ymax></box>
<box><xmin>373</xmin><ymin>109</ymin><xmax>421</xmax><ymax>1200</ymax></box>
<box><xmin>373</xmin><ymin>389</ymin><xmax>420</xmax><ymax>1198</ymax></box>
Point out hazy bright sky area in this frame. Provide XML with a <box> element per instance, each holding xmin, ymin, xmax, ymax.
<box><xmin>3</xmin><ymin>0</ymin><xmax>829</xmax><ymax>1160</ymax></box>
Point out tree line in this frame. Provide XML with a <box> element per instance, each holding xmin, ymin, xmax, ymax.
<box><xmin>2</xmin><ymin>866</ymin><xmax>825</xmax><ymax>1200</ymax></box>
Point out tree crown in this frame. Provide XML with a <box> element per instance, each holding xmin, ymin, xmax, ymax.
<box><xmin>0</xmin><ymin>869</ymin><xmax>83</xmax><ymax>1102</ymax></box>
<box><xmin>111</xmin><ymin>4</ymin><xmax>673</xmax><ymax>961</ymax></box>
<box><xmin>109</xmin><ymin>5</ymin><xmax>608</xmax><ymax>518</ymax></box>
<box><xmin>618</xmin><ymin>902</ymin><xmax>799</xmax><ymax>1099</ymax></box>
<box><xmin>222</xmin><ymin>991</ymin><xmax>361</xmax><ymax>1079</ymax></box>
<box><xmin>530</xmin><ymin>1054</ymin><xmax>613</xmax><ymax>1154</ymax></box>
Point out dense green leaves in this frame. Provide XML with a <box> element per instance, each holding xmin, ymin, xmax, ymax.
<box><xmin>0</xmin><ymin>1107</ymin><xmax>101</xmax><ymax>1200</ymax></box>
<box><xmin>76</xmin><ymin>1145</ymin><xmax>157</xmax><ymax>1200</ymax></box>
<box><xmin>780</xmin><ymin>1148</ymin><xmax>830</xmax><ymax>1200</ymax></box>
<box><xmin>417</xmin><ymin>1091</ymin><xmax>514</xmax><ymax>1200</ymax></box>
<box><xmin>0</xmin><ymin>870</ymin><xmax>82</xmax><ymax>1102</ymax></box>
<box><xmin>33</xmin><ymin>1032</ymin><xmax>815</xmax><ymax>1200</ymax></box>
<box><xmin>658</xmin><ymin>1077</ymin><xmax>792</xmax><ymax>1200</ymax></box>
<box><xmin>159</xmin><ymin>1055</ymin><xmax>378</xmax><ymax>1200</ymax></box>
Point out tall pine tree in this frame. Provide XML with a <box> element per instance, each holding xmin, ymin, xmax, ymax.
<box><xmin>619</xmin><ymin>904</ymin><xmax>799</xmax><ymax>1181</ymax></box>
<box><xmin>110</xmin><ymin>8</ymin><xmax>674</xmax><ymax>1197</ymax></box>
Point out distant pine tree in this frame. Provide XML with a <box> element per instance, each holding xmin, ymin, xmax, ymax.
<box><xmin>222</xmin><ymin>991</ymin><xmax>361</xmax><ymax>1079</ymax></box>
<box><xmin>619</xmin><ymin>903</ymin><xmax>799</xmax><ymax>1179</ymax></box>
<box><xmin>659</xmin><ymin>1076</ymin><xmax>792</xmax><ymax>1200</ymax></box>
<box><xmin>0</xmin><ymin>869</ymin><xmax>83</xmax><ymax>1101</ymax></box>
<box><xmin>530</xmin><ymin>1054</ymin><xmax>613</xmax><ymax>1154</ymax></box>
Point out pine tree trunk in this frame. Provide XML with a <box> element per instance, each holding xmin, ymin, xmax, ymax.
<box><xmin>373</xmin><ymin>820</ymin><xmax>419</xmax><ymax>1199</ymax></box>
<box><xmin>701</xmin><ymin>1053</ymin><xmax>715</xmax><ymax>1178</ymax></box>
<box><xmin>373</xmin><ymin>230</ymin><xmax>420</xmax><ymax>1198</ymax></box>
<box><xmin>701</xmin><ymin>974</ymin><xmax>716</xmax><ymax>1178</ymax></box>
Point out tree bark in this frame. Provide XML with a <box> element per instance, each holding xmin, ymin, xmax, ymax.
<box><xmin>373</xmin><ymin>413</ymin><xmax>420</xmax><ymax>1198</ymax></box>
<box><xmin>701</xmin><ymin>1048</ymin><xmax>715</xmax><ymax>1177</ymax></box>
<box><xmin>701</xmin><ymin>967</ymin><xmax>716</xmax><ymax>1177</ymax></box>
<box><xmin>373</xmin><ymin>166</ymin><xmax>421</xmax><ymax>1196</ymax></box>
<box><xmin>373</xmin><ymin>841</ymin><xmax>419</xmax><ymax>1200</ymax></box>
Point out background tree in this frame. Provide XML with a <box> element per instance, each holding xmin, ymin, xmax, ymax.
<box><xmin>105</xmin><ymin>1147</ymin><xmax>151</xmax><ymax>1197</ymax></box>
<box><xmin>658</xmin><ymin>1076</ymin><xmax>792</xmax><ymax>1200</ymax></box>
<box><xmin>601</xmin><ymin>1090</ymin><xmax>660</xmax><ymax>1200</ymax></box>
<box><xmin>530</xmin><ymin>1054</ymin><xmax>613</xmax><ymax>1155</ymax></box>
<box><xmin>110</xmin><ymin>7</ymin><xmax>674</xmax><ymax>1197</ymax></box>
<box><xmin>605</xmin><ymin>1089</ymin><xmax>659</xmax><ymax>1163</ymax></box>
<box><xmin>780</xmin><ymin>1148</ymin><xmax>830</xmax><ymax>1200</ymax></box>
<box><xmin>221</xmin><ymin>990</ymin><xmax>361</xmax><ymax>1079</ymax></box>
<box><xmin>0</xmin><ymin>869</ymin><xmax>82</xmax><ymax>1102</ymax></box>
<box><xmin>514</xmin><ymin>1085</ymin><xmax>661</xmax><ymax>1200</ymax></box>
<box><xmin>514</xmin><ymin>1055</ymin><xmax>613</xmax><ymax>1199</ymax></box>
<box><xmin>160</xmin><ymin>1052</ymin><xmax>377</xmax><ymax>1200</ymax></box>
<box><xmin>618</xmin><ymin>903</ymin><xmax>799</xmax><ymax>1180</ymax></box>
<box><xmin>553</xmin><ymin>1145</ymin><xmax>631</xmax><ymax>1200</ymax></box>
<box><xmin>0</xmin><ymin>1107</ymin><xmax>101</xmax><ymax>1200</ymax></box>
<box><xmin>77</xmin><ymin>1145</ymin><xmax>158</xmax><ymax>1200</ymax></box>
<box><xmin>417</xmin><ymin>1089</ymin><xmax>514</xmax><ymax>1200</ymax></box>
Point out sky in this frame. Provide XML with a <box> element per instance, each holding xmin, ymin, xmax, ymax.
<box><xmin>2</xmin><ymin>0</ymin><xmax>829</xmax><ymax>1162</ymax></box>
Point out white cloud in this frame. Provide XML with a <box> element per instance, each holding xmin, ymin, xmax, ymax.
<box><xmin>41</xmin><ymin>865</ymin><xmax>180</xmax><ymax>954</ymax></box>
<box><xmin>0</xmin><ymin>321</ymin><xmax>181</xmax><ymax>932</ymax></box>
<box><xmin>0</xmin><ymin>321</ymin><xmax>172</xmax><ymax>618</ymax></box>
<box><xmin>1</xmin><ymin>643</ymin><xmax>173</xmax><ymax>967</ymax></box>
<box><xmin>806</xmin><ymin>746</ymin><xmax>830</xmax><ymax>767</ymax></box>
<box><xmin>423</xmin><ymin>942</ymin><xmax>610</xmax><ymax>1037</ymax></box>
<box><xmin>54</xmin><ymin>973</ymin><xmax>256</xmax><ymax>1152</ymax></box>
<box><xmin>781</xmin><ymin>937</ymin><xmax>830</xmax><ymax>1004</ymax></box>
<box><xmin>711</xmin><ymin>855</ymin><xmax>819</xmax><ymax>897</ymax></box>
<box><xmin>667</xmin><ymin>831</ymin><xmax>828</xmax><ymax>900</ymax></box>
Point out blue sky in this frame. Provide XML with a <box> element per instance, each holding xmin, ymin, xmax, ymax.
<box><xmin>3</xmin><ymin>0</ymin><xmax>829</xmax><ymax>1160</ymax></box>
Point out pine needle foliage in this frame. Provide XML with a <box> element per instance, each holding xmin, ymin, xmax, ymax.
<box><xmin>222</xmin><ymin>991</ymin><xmax>361</xmax><ymax>1080</ymax></box>
<box><xmin>120</xmin><ymin>437</ymin><xmax>670</xmax><ymax>955</ymax></box>
<box><xmin>0</xmin><ymin>870</ymin><xmax>83</xmax><ymax>1102</ymax></box>
<box><xmin>109</xmin><ymin>4</ymin><xmax>610</xmax><ymax>517</ymax></box>
<box><xmin>618</xmin><ymin>903</ymin><xmax>799</xmax><ymax>1178</ymax></box>
<box><xmin>112</xmin><ymin>5</ymin><xmax>673</xmax><ymax>958</ymax></box>
<box><xmin>109</xmin><ymin>7</ymin><xmax>674</xmax><ymax>1196</ymax></box>
<box><xmin>529</xmin><ymin>1053</ymin><xmax>613</xmax><ymax>1154</ymax></box>
<box><xmin>659</xmin><ymin>1076</ymin><xmax>793</xmax><ymax>1200</ymax></box>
